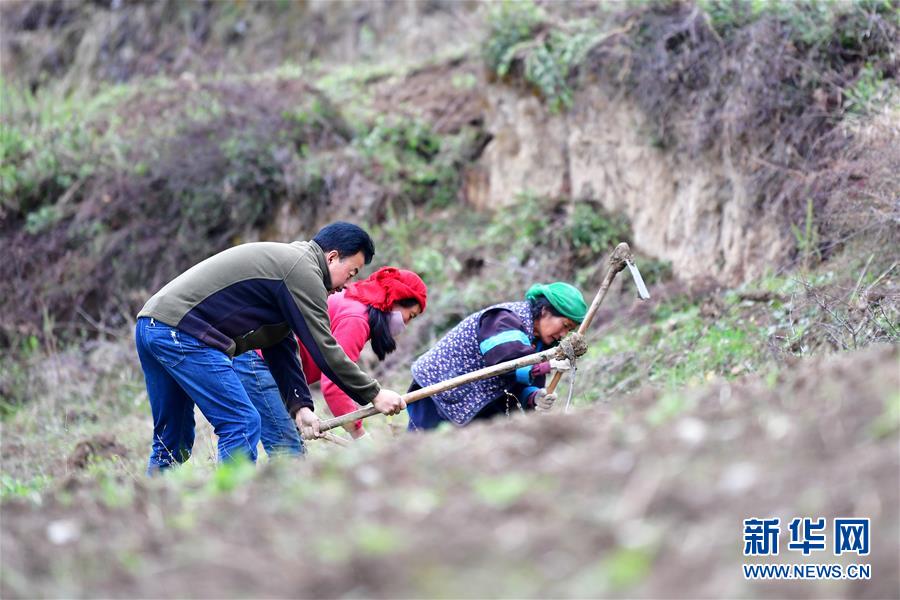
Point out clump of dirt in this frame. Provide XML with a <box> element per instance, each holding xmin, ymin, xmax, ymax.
<box><xmin>68</xmin><ymin>434</ymin><xmax>128</xmax><ymax>470</ymax></box>
<box><xmin>2</xmin><ymin>344</ymin><xmax>896</xmax><ymax>598</ymax></box>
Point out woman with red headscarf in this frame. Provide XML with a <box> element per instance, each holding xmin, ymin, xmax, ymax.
<box><xmin>233</xmin><ymin>267</ymin><xmax>427</xmax><ymax>454</ymax></box>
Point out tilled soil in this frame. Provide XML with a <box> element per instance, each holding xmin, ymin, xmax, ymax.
<box><xmin>1</xmin><ymin>345</ymin><xmax>898</xmax><ymax>598</ymax></box>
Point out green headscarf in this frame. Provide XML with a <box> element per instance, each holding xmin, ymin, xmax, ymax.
<box><xmin>525</xmin><ymin>282</ymin><xmax>588</xmax><ymax>323</ymax></box>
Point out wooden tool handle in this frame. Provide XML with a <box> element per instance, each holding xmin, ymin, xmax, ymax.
<box><xmin>545</xmin><ymin>242</ymin><xmax>631</xmax><ymax>394</ymax></box>
<box><xmin>319</xmin><ymin>242</ymin><xmax>633</xmax><ymax>434</ymax></box>
<box><xmin>318</xmin><ymin>345</ymin><xmax>565</xmax><ymax>433</ymax></box>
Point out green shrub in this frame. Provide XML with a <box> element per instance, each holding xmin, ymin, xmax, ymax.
<box><xmin>24</xmin><ymin>205</ymin><xmax>61</xmax><ymax>234</ymax></box>
<box><xmin>482</xmin><ymin>0</ymin><xmax>545</xmax><ymax>76</ymax></box>
<box><xmin>0</xmin><ymin>82</ymin><xmax>128</xmax><ymax>215</ymax></box>
<box><xmin>354</xmin><ymin>115</ymin><xmax>462</xmax><ymax>207</ymax></box>
<box><xmin>700</xmin><ymin>0</ymin><xmax>899</xmax><ymax>54</ymax></box>
<box><xmin>483</xmin><ymin>0</ymin><xmax>602</xmax><ymax>112</ymax></box>
<box><xmin>0</xmin><ymin>77</ymin><xmax>348</xmax><ymax>344</ymax></box>
<box><xmin>486</xmin><ymin>195</ymin><xmax>632</xmax><ymax>274</ymax></box>
<box><xmin>700</xmin><ymin>0</ymin><xmax>830</xmax><ymax>41</ymax></box>
<box><xmin>844</xmin><ymin>63</ymin><xmax>894</xmax><ymax>114</ymax></box>
<box><xmin>522</xmin><ymin>28</ymin><xmax>603</xmax><ymax>112</ymax></box>
<box><xmin>0</xmin><ymin>474</ymin><xmax>51</xmax><ymax>502</ymax></box>
<box><xmin>569</xmin><ymin>202</ymin><xmax>631</xmax><ymax>254</ymax></box>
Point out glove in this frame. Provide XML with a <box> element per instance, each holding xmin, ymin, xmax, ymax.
<box><xmin>531</xmin><ymin>389</ymin><xmax>557</xmax><ymax>412</ymax></box>
<box><xmin>548</xmin><ymin>358</ymin><xmax>571</xmax><ymax>372</ymax></box>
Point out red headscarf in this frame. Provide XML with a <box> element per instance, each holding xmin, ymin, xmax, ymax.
<box><xmin>344</xmin><ymin>267</ymin><xmax>428</xmax><ymax>313</ymax></box>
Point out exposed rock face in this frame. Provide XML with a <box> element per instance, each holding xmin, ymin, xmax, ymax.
<box><xmin>477</xmin><ymin>86</ymin><xmax>790</xmax><ymax>284</ymax></box>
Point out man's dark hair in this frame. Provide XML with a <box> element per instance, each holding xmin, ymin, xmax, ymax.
<box><xmin>313</xmin><ymin>222</ymin><xmax>375</xmax><ymax>264</ymax></box>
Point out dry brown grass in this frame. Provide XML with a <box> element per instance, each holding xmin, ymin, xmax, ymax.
<box><xmin>584</xmin><ymin>1</ymin><xmax>899</xmax><ymax>265</ymax></box>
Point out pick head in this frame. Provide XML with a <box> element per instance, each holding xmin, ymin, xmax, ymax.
<box><xmin>625</xmin><ymin>259</ymin><xmax>651</xmax><ymax>300</ymax></box>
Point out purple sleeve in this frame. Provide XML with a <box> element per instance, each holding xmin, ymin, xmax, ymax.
<box><xmin>477</xmin><ymin>308</ymin><xmax>540</xmax><ymax>401</ymax></box>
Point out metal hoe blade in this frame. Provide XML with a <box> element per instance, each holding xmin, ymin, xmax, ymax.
<box><xmin>626</xmin><ymin>259</ymin><xmax>651</xmax><ymax>300</ymax></box>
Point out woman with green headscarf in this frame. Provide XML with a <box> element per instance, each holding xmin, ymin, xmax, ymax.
<box><xmin>407</xmin><ymin>282</ymin><xmax>587</xmax><ymax>430</ymax></box>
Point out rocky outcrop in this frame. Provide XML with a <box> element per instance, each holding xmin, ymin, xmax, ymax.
<box><xmin>475</xmin><ymin>86</ymin><xmax>791</xmax><ymax>284</ymax></box>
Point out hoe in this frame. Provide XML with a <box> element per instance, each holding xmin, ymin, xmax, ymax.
<box><xmin>316</xmin><ymin>242</ymin><xmax>650</xmax><ymax>437</ymax></box>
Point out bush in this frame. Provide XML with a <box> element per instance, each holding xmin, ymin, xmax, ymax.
<box><xmin>482</xmin><ymin>0</ymin><xmax>545</xmax><ymax>76</ymax></box>
<box><xmin>583</xmin><ymin>0</ymin><xmax>899</xmax><ymax>266</ymax></box>
<box><xmin>481</xmin><ymin>0</ymin><xmax>898</xmax><ymax>267</ymax></box>
<box><xmin>482</xmin><ymin>0</ymin><xmax>603</xmax><ymax>112</ymax></box>
<box><xmin>0</xmin><ymin>81</ymin><xmax>125</xmax><ymax>215</ymax></box>
<box><xmin>843</xmin><ymin>63</ymin><xmax>894</xmax><ymax>114</ymax></box>
<box><xmin>354</xmin><ymin>115</ymin><xmax>466</xmax><ymax>208</ymax></box>
<box><xmin>569</xmin><ymin>202</ymin><xmax>631</xmax><ymax>255</ymax></box>
<box><xmin>0</xmin><ymin>77</ymin><xmax>350</xmax><ymax>345</ymax></box>
<box><xmin>485</xmin><ymin>194</ymin><xmax>633</xmax><ymax>280</ymax></box>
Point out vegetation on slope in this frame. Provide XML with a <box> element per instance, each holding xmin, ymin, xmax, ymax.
<box><xmin>1</xmin><ymin>2</ymin><xmax>898</xmax><ymax>595</ymax></box>
<box><xmin>485</xmin><ymin>0</ymin><xmax>899</xmax><ymax>269</ymax></box>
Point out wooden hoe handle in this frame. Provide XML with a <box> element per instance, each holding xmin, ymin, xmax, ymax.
<box><xmin>318</xmin><ymin>242</ymin><xmax>634</xmax><ymax>436</ymax></box>
<box><xmin>318</xmin><ymin>345</ymin><xmax>566</xmax><ymax>433</ymax></box>
<box><xmin>544</xmin><ymin>242</ymin><xmax>632</xmax><ymax>395</ymax></box>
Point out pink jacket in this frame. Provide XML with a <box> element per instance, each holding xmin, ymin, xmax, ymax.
<box><xmin>298</xmin><ymin>291</ymin><xmax>370</xmax><ymax>432</ymax></box>
<box><xmin>254</xmin><ymin>291</ymin><xmax>371</xmax><ymax>431</ymax></box>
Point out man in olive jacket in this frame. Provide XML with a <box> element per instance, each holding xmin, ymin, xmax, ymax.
<box><xmin>135</xmin><ymin>222</ymin><xmax>405</xmax><ymax>473</ymax></box>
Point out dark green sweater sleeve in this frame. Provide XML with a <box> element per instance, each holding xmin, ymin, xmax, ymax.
<box><xmin>261</xmin><ymin>335</ymin><xmax>313</xmax><ymax>417</ymax></box>
<box><xmin>275</xmin><ymin>251</ymin><xmax>380</xmax><ymax>409</ymax></box>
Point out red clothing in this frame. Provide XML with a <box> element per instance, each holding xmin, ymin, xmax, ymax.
<box><xmin>345</xmin><ymin>266</ymin><xmax>428</xmax><ymax>312</ymax></box>
<box><xmin>298</xmin><ymin>291</ymin><xmax>371</xmax><ymax>432</ymax></box>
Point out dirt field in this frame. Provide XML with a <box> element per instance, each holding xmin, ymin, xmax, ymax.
<box><xmin>2</xmin><ymin>344</ymin><xmax>897</xmax><ymax>598</ymax></box>
<box><xmin>2</xmin><ymin>1</ymin><xmax>898</xmax><ymax>597</ymax></box>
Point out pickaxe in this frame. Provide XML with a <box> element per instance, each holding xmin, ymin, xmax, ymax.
<box><xmin>316</xmin><ymin>241</ymin><xmax>650</xmax><ymax>435</ymax></box>
<box><xmin>545</xmin><ymin>241</ymin><xmax>649</xmax><ymax>396</ymax></box>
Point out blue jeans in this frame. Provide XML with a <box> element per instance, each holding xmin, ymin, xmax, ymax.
<box><xmin>135</xmin><ymin>317</ymin><xmax>261</xmax><ymax>474</ymax></box>
<box><xmin>233</xmin><ymin>352</ymin><xmax>304</xmax><ymax>456</ymax></box>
